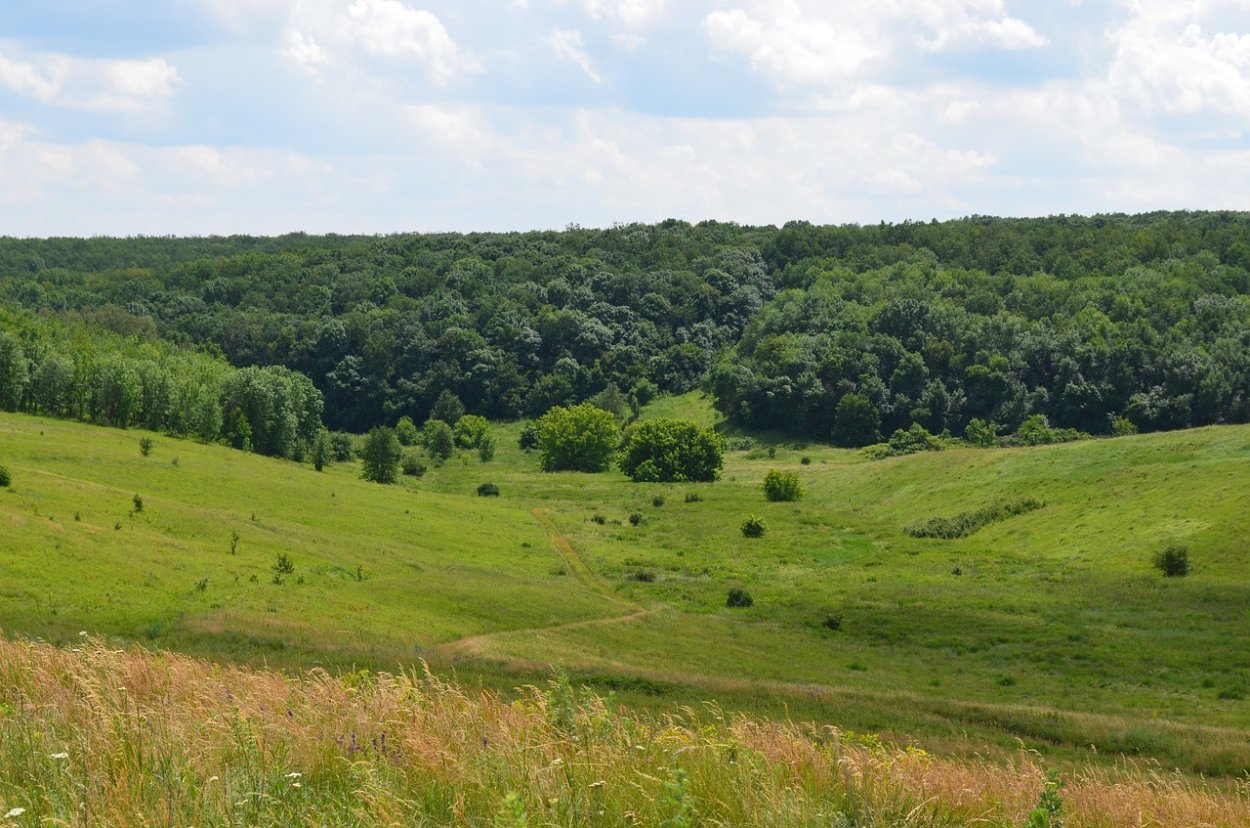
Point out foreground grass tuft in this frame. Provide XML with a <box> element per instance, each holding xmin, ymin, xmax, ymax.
<box><xmin>1</xmin><ymin>638</ymin><xmax>1248</xmax><ymax>827</ymax></box>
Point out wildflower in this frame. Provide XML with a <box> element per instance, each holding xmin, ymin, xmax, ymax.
<box><xmin>4</xmin><ymin>807</ymin><xmax>25</xmax><ymax>819</ymax></box>
<box><xmin>285</xmin><ymin>772</ymin><xmax>302</xmax><ymax>779</ymax></box>
<box><xmin>49</xmin><ymin>753</ymin><xmax>68</xmax><ymax>760</ymax></box>
<box><xmin>589</xmin><ymin>780</ymin><xmax>606</xmax><ymax>789</ymax></box>
<box><xmin>78</xmin><ymin>631</ymin><xmax>88</xmax><ymax>637</ymax></box>
<box><xmin>207</xmin><ymin>776</ymin><xmax>219</xmax><ymax>783</ymax></box>
<box><xmin>291</xmin><ymin>783</ymin><xmax>301</xmax><ymax>789</ymax></box>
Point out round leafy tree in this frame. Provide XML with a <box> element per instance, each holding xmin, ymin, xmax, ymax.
<box><xmin>453</xmin><ymin>414</ymin><xmax>490</xmax><ymax>449</ymax></box>
<box><xmin>537</xmin><ymin>403</ymin><xmax>620</xmax><ymax>472</ymax></box>
<box><xmin>618</xmin><ymin>418</ymin><xmax>723</xmax><ymax>483</ymax></box>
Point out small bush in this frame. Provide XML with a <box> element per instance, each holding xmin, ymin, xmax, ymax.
<box><xmin>591</xmin><ymin>514</ymin><xmax>606</xmax><ymax>525</ymax></box>
<box><xmin>730</xmin><ymin>436</ymin><xmax>755</xmax><ymax>451</ymax></box>
<box><xmin>627</xmin><ymin>570</ymin><xmax>656</xmax><ymax>583</ymax></box>
<box><xmin>0</xmin><ymin>465</ymin><xmax>9</xmax><ymax>487</ymax></box>
<box><xmin>478</xmin><ymin>434</ymin><xmax>497</xmax><ymax>463</ymax></box>
<box><xmin>800</xmin><ymin>456</ymin><xmax>811</xmax><ymax>465</ymax></box>
<box><xmin>741</xmin><ymin>515</ymin><xmax>766</xmax><ymax>538</ymax></box>
<box><xmin>132</xmin><ymin>493</ymin><xmax>144</xmax><ymax>513</ymax></box>
<box><xmin>477</xmin><ymin>482</ymin><xmax>500</xmax><ymax>497</ymax></box>
<box><xmin>194</xmin><ymin>578</ymin><xmax>208</xmax><ymax>592</ymax></box>
<box><xmin>401</xmin><ymin>454</ymin><xmax>427</xmax><ymax>477</ymax></box>
<box><xmin>518</xmin><ymin>422</ymin><xmax>541</xmax><ymax>451</ymax></box>
<box><xmin>822</xmin><ymin>613</ymin><xmax>843</xmax><ymax>631</ymax></box>
<box><xmin>684</xmin><ymin>492</ymin><xmax>702</xmax><ymax>503</ymax></box>
<box><xmin>763</xmin><ymin>470</ymin><xmax>803</xmax><ymax>502</ymax></box>
<box><xmin>726</xmin><ymin>587</ymin><xmax>754</xmax><ymax>608</ymax></box>
<box><xmin>652</xmin><ymin>495</ymin><xmax>665</xmax><ymax>507</ymax></box>
<box><xmin>138</xmin><ymin>437</ymin><xmax>153</xmax><ymax>456</ymax></box>
<box><xmin>1153</xmin><ymin>544</ymin><xmax>1189</xmax><ymax>577</ymax></box>
<box><xmin>628</xmin><ymin>512</ymin><xmax>643</xmax><ymax>526</ymax></box>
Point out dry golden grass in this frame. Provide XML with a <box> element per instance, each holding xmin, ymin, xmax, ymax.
<box><xmin>0</xmin><ymin>636</ymin><xmax>1247</xmax><ymax>827</ymax></box>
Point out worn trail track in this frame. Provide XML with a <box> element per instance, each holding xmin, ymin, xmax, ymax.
<box><xmin>433</xmin><ymin>508</ymin><xmax>648</xmax><ymax>659</ymax></box>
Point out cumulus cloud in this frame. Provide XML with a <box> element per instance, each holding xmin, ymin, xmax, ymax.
<box><xmin>282</xmin><ymin>0</ymin><xmax>476</xmax><ymax>85</ymax></box>
<box><xmin>1108</xmin><ymin>0</ymin><xmax>1250</xmax><ymax>117</ymax></box>
<box><xmin>0</xmin><ymin>49</ymin><xmax>181</xmax><ymax>111</ymax></box>
<box><xmin>704</xmin><ymin>1</ymin><xmax>1045</xmax><ymax>88</ymax></box>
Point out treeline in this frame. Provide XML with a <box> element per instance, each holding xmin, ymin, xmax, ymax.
<box><xmin>0</xmin><ymin>311</ymin><xmax>322</xmax><ymax>459</ymax></box>
<box><xmin>2</xmin><ymin>211</ymin><xmax>1250</xmax><ymax>443</ymax></box>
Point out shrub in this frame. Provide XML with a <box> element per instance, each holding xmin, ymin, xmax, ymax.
<box><xmin>329</xmin><ymin>431</ymin><xmax>355</xmax><ymax>462</ymax></box>
<box><xmin>1111</xmin><ymin>416</ymin><xmax>1139</xmax><ymax>437</ymax></box>
<box><xmin>1154</xmin><ymin>544</ymin><xmax>1189</xmax><ymax>577</ymax></box>
<box><xmin>401</xmin><ymin>453</ymin><xmax>427</xmax><ymax>477</ymax></box>
<box><xmin>138</xmin><ymin>437</ymin><xmax>153</xmax><ymax>456</ymax></box>
<box><xmin>628</xmin><ymin>512</ymin><xmax>643</xmax><ymax>526</ymax></box>
<box><xmin>800</xmin><ymin>456</ymin><xmax>811</xmax><ymax>465</ymax></box>
<box><xmin>0</xmin><ymin>465</ymin><xmax>9</xmax><ymax>487</ymax></box>
<box><xmin>132</xmin><ymin>493</ymin><xmax>144</xmax><ymax>513</ymax></box>
<box><xmin>822</xmin><ymin>613</ymin><xmax>843</xmax><ymax>631</ymax></box>
<box><xmin>684</xmin><ymin>492</ymin><xmax>702</xmax><ymax>503</ymax></box>
<box><xmin>964</xmin><ymin>418</ymin><xmax>998</xmax><ymax>447</ymax></box>
<box><xmin>591</xmin><ymin>514</ymin><xmax>607</xmax><ymax>525</ymax></box>
<box><xmin>763</xmin><ymin>470</ymin><xmax>802</xmax><ymax>502</ymax></box>
<box><xmin>429</xmin><ymin>389</ymin><xmax>465</xmax><ymax>426</ymax></box>
<box><xmin>476</xmin><ymin>482</ymin><xmax>500</xmax><ymax>497</ymax></box>
<box><xmin>395</xmin><ymin>415</ymin><xmax>420</xmax><ymax>446</ymax></box>
<box><xmin>652</xmin><ymin>495</ymin><xmax>665</xmax><ymax>507</ymax></box>
<box><xmin>726</xmin><ymin>587</ymin><xmax>754</xmax><ymax>608</ymax></box>
<box><xmin>453</xmin><ymin>414</ymin><xmax>490</xmax><ymax>449</ymax></box>
<box><xmin>627</xmin><ymin>569</ymin><xmax>656</xmax><ymax>582</ymax></box>
<box><xmin>311</xmin><ymin>429</ymin><xmax>330</xmax><ymax>471</ymax></box>
<box><xmin>272</xmin><ymin>553</ymin><xmax>295</xmax><ymax>583</ymax></box>
<box><xmin>537</xmin><ymin>403</ymin><xmax>620</xmax><ymax>473</ymax></box>
<box><xmin>618</xmin><ymin>418</ymin><xmax>723</xmax><ymax>482</ymax></box>
<box><xmin>478</xmin><ymin>434</ymin><xmax>497</xmax><ymax>462</ymax></box>
<box><xmin>421</xmin><ymin>419</ymin><xmax>455</xmax><ymax>463</ymax></box>
<box><xmin>730</xmin><ymin>436</ymin><xmax>755</xmax><ymax>451</ymax></box>
<box><xmin>360</xmin><ymin>426</ymin><xmax>402</xmax><ymax>484</ymax></box>
<box><xmin>518</xmin><ymin>422</ymin><xmax>541</xmax><ymax>451</ymax></box>
<box><xmin>740</xmin><ymin>515</ymin><xmax>766</xmax><ymax>538</ymax></box>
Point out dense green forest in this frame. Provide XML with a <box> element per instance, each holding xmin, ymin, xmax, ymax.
<box><xmin>2</xmin><ymin>211</ymin><xmax>1250</xmax><ymax>444</ymax></box>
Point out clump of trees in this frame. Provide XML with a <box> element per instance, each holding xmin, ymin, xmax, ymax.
<box><xmin>618</xmin><ymin>418</ymin><xmax>722</xmax><ymax>482</ymax></box>
<box><xmin>537</xmin><ymin>403</ymin><xmax>620</xmax><ymax>473</ymax></box>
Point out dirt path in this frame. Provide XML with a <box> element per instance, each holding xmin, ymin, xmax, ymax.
<box><xmin>434</xmin><ymin>508</ymin><xmax>647</xmax><ymax>659</ymax></box>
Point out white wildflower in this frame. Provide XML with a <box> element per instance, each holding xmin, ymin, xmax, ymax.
<box><xmin>4</xmin><ymin>807</ymin><xmax>26</xmax><ymax>819</ymax></box>
<box><xmin>589</xmin><ymin>780</ymin><xmax>606</xmax><ymax>788</ymax></box>
<box><xmin>285</xmin><ymin>772</ymin><xmax>302</xmax><ymax>779</ymax></box>
<box><xmin>49</xmin><ymin>753</ymin><xmax>68</xmax><ymax>760</ymax></box>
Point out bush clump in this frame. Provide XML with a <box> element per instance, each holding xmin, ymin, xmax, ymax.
<box><xmin>684</xmin><ymin>492</ymin><xmax>702</xmax><ymax>503</ymax></box>
<box><xmin>618</xmin><ymin>418</ymin><xmax>724</xmax><ymax>482</ymax></box>
<box><xmin>763</xmin><ymin>470</ymin><xmax>803</xmax><ymax>502</ymax></box>
<box><xmin>476</xmin><ymin>482</ymin><xmax>500</xmax><ymax>497</ymax></box>
<box><xmin>401</xmin><ymin>453</ymin><xmax>427</xmax><ymax>477</ymax></box>
<box><xmin>906</xmin><ymin>498</ymin><xmax>1043</xmax><ymax>539</ymax></box>
<box><xmin>726</xmin><ymin>587</ymin><xmax>754</xmax><ymax>608</ymax></box>
<box><xmin>740</xmin><ymin>515</ymin><xmax>766</xmax><ymax>538</ymax></box>
<box><xmin>1154</xmin><ymin>544</ymin><xmax>1189</xmax><ymax>577</ymax></box>
<box><xmin>652</xmin><ymin>495</ymin><xmax>665</xmax><ymax>507</ymax></box>
<box><xmin>0</xmin><ymin>465</ymin><xmax>9</xmax><ymax>487</ymax></box>
<box><xmin>628</xmin><ymin>512</ymin><xmax>643</xmax><ymax>526</ymax></box>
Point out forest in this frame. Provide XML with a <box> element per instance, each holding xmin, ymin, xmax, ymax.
<box><xmin>2</xmin><ymin>210</ymin><xmax>1250</xmax><ymax>446</ymax></box>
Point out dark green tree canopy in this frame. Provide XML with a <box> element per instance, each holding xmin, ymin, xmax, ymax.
<box><xmin>618</xmin><ymin>418</ymin><xmax>723</xmax><ymax>482</ymax></box>
<box><xmin>537</xmin><ymin>403</ymin><xmax>621</xmax><ymax>473</ymax></box>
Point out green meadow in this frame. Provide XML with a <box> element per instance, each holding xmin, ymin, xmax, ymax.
<box><xmin>2</xmin><ymin>394</ymin><xmax>1249</xmax><ymax>776</ymax></box>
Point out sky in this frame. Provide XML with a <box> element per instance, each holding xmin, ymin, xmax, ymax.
<box><xmin>0</xmin><ymin>0</ymin><xmax>1248</xmax><ymax>236</ymax></box>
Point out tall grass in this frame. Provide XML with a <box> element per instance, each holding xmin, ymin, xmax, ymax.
<box><xmin>1</xmin><ymin>637</ymin><xmax>1247</xmax><ymax>827</ymax></box>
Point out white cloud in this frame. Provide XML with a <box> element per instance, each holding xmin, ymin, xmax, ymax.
<box><xmin>704</xmin><ymin>7</ymin><xmax>883</xmax><ymax>85</ymax></box>
<box><xmin>704</xmin><ymin>1</ymin><xmax>1045</xmax><ymax>89</ymax></box>
<box><xmin>1108</xmin><ymin>1</ymin><xmax>1250</xmax><ymax>117</ymax></box>
<box><xmin>584</xmin><ymin>0</ymin><xmax>666</xmax><ymax>26</ymax></box>
<box><xmin>0</xmin><ymin>48</ymin><xmax>181</xmax><ymax>111</ymax></box>
<box><xmin>546</xmin><ymin>28</ymin><xmax>602</xmax><ymax>82</ymax></box>
<box><xmin>282</xmin><ymin>0</ymin><xmax>475</xmax><ymax>85</ymax></box>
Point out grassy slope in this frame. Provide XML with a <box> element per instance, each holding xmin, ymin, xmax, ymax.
<box><xmin>2</xmin><ymin>397</ymin><xmax>1249</xmax><ymax>775</ymax></box>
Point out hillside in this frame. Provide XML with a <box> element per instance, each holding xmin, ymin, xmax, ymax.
<box><xmin>3</xmin><ymin>398</ymin><xmax>1250</xmax><ymax>776</ymax></box>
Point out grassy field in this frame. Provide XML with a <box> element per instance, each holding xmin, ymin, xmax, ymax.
<box><xmin>3</xmin><ymin>638</ymin><xmax>1249</xmax><ymax>827</ymax></box>
<box><xmin>2</xmin><ymin>396</ymin><xmax>1250</xmax><ymax>777</ymax></box>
